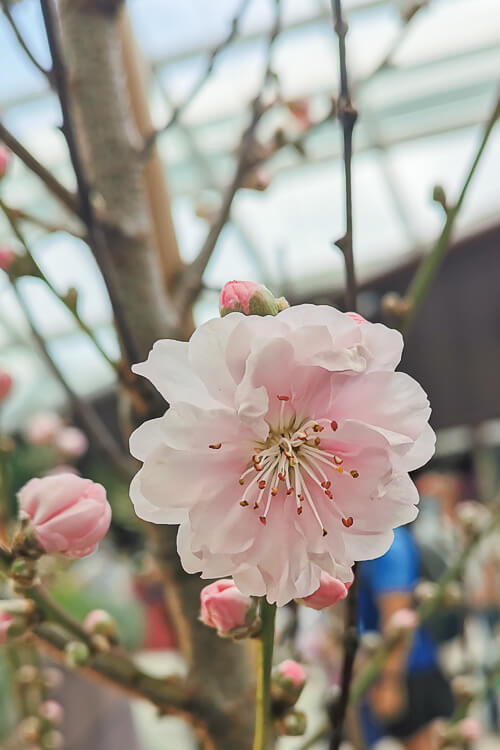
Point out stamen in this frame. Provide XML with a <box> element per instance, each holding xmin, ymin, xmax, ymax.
<box><xmin>325</xmin><ymin>489</ymin><xmax>333</xmax><ymax>499</ymax></box>
<box><xmin>278</xmin><ymin>472</ymin><xmax>286</xmax><ymax>481</ymax></box>
<box><xmin>322</xmin><ymin>528</ymin><xmax>328</xmax><ymax>536</ymax></box>
<box><xmin>313</xmin><ymin>424</ymin><xmax>324</xmax><ymax>433</ymax></box>
<box><xmin>277</xmin><ymin>395</ymin><xmax>290</xmax><ymax>401</ymax></box>
<box><xmin>333</xmin><ymin>455</ymin><xmax>343</xmax><ymax>465</ymax></box>
<box><xmin>321</xmin><ymin>480</ymin><xmax>331</xmax><ymax>489</ymax></box>
<box><xmin>342</xmin><ymin>516</ymin><xmax>354</xmax><ymax>527</ymax></box>
<box><xmin>258</xmin><ymin>480</ymin><xmax>266</xmax><ymax>490</ymax></box>
<box><xmin>331</xmin><ymin>421</ymin><xmax>338</xmax><ymax>431</ymax></box>
<box><xmin>239</xmin><ymin>478</ymin><xmax>245</xmax><ymax>486</ymax></box>
<box><xmin>286</xmin><ymin>487</ymin><xmax>294</xmax><ymax>495</ymax></box>
<box><xmin>271</xmin><ymin>487</ymin><xmax>278</xmax><ymax>496</ymax></box>
<box><xmin>350</xmin><ymin>470</ymin><xmax>359</xmax><ymax>478</ymax></box>
<box><xmin>240</xmin><ymin>500</ymin><xmax>249</xmax><ymax>507</ymax></box>
<box><xmin>314</xmin><ymin>437</ymin><xmax>321</xmax><ymax>446</ymax></box>
<box><xmin>259</xmin><ymin>516</ymin><xmax>267</xmax><ymax>525</ymax></box>
<box><xmin>209</xmin><ymin>443</ymin><xmax>222</xmax><ymax>450</ymax></box>
<box><xmin>297</xmin><ymin>506</ymin><xmax>303</xmax><ymax>515</ymax></box>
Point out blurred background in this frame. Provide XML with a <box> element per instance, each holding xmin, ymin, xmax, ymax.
<box><xmin>0</xmin><ymin>0</ymin><xmax>499</xmax><ymax>748</ymax></box>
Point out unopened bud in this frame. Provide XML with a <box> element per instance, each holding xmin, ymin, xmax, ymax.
<box><xmin>9</xmin><ymin>556</ymin><xmax>39</xmax><ymax>586</ymax></box>
<box><xmin>219</xmin><ymin>280</ymin><xmax>281</xmax><ymax>317</ymax></box>
<box><xmin>385</xmin><ymin>608</ymin><xmax>418</xmax><ymax>645</ymax></box>
<box><xmin>442</xmin><ymin>581</ymin><xmax>463</xmax><ymax>608</ymax></box>
<box><xmin>360</xmin><ymin>631</ymin><xmax>383</xmax><ymax>655</ymax></box>
<box><xmin>451</xmin><ymin>674</ymin><xmax>481</xmax><ymax>703</ymax></box>
<box><xmin>456</xmin><ymin>500</ymin><xmax>490</xmax><ymax>537</ymax></box>
<box><xmin>272</xmin><ymin>660</ymin><xmax>306</xmax><ymax>710</ymax></box>
<box><xmin>200</xmin><ymin>579</ymin><xmax>260</xmax><ymax>639</ymax></box>
<box><xmin>17</xmin><ymin>664</ymin><xmax>39</xmax><ymax>684</ymax></box>
<box><xmin>19</xmin><ymin>717</ymin><xmax>41</xmax><ymax>743</ymax></box>
<box><xmin>65</xmin><ymin>640</ymin><xmax>90</xmax><ymax>667</ymax></box>
<box><xmin>381</xmin><ymin>292</ymin><xmax>411</xmax><ymax>319</ymax></box>
<box><xmin>414</xmin><ymin>580</ymin><xmax>437</xmax><ymax>604</ymax></box>
<box><xmin>277</xmin><ymin>708</ymin><xmax>307</xmax><ymax>736</ymax></box>
<box><xmin>40</xmin><ymin>730</ymin><xmax>64</xmax><ymax>750</ymax></box>
<box><xmin>39</xmin><ymin>701</ymin><xmax>64</xmax><ymax>727</ymax></box>
<box><xmin>432</xmin><ymin>184</ymin><xmax>448</xmax><ymax>211</ymax></box>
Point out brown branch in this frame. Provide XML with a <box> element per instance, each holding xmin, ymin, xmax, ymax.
<box><xmin>329</xmin><ymin>3</ymin><xmax>359</xmax><ymax>749</ymax></box>
<box><xmin>331</xmin><ymin>0</ymin><xmax>357</xmax><ymax>313</ymax></box>
<box><xmin>0</xmin><ymin>198</ymin><xmax>120</xmax><ymax>376</ymax></box>
<box><xmin>4</xmin><ymin>204</ymin><xmax>85</xmax><ymax>240</ymax></box>
<box><xmin>146</xmin><ymin>0</ymin><xmax>252</xmax><ymax>151</ymax></box>
<box><xmin>176</xmin><ymin>0</ymin><xmax>282</xmax><ymax>318</ymax></box>
<box><xmin>0</xmin><ymin>121</ymin><xmax>80</xmax><ymax>217</ymax></box>
<box><xmin>0</xmin><ymin>0</ymin><xmax>53</xmax><ymax>83</ymax></box>
<box><xmin>40</xmin><ymin>0</ymin><xmax>141</xmax><ymax>369</ymax></box>
<box><xmin>7</xmin><ymin>277</ymin><xmax>134</xmax><ymax>479</ymax></box>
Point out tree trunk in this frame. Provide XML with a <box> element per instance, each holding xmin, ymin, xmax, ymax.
<box><xmin>55</xmin><ymin>2</ymin><xmax>255</xmax><ymax>747</ymax></box>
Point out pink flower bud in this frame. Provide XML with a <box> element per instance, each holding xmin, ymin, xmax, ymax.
<box><xmin>460</xmin><ymin>717</ymin><xmax>482</xmax><ymax>742</ymax></box>
<box><xmin>83</xmin><ymin>609</ymin><xmax>117</xmax><ymax>638</ymax></box>
<box><xmin>200</xmin><ymin>579</ymin><xmax>252</xmax><ymax>634</ymax></box>
<box><xmin>272</xmin><ymin>660</ymin><xmax>306</xmax><ymax>706</ymax></box>
<box><xmin>275</xmin><ymin>660</ymin><xmax>306</xmax><ymax>689</ymax></box>
<box><xmin>346</xmin><ymin>312</ymin><xmax>367</xmax><ymax>324</ymax></box>
<box><xmin>39</xmin><ymin>700</ymin><xmax>64</xmax><ymax>726</ymax></box>
<box><xmin>219</xmin><ymin>280</ymin><xmax>279</xmax><ymax>317</ymax></box>
<box><xmin>18</xmin><ymin>474</ymin><xmax>111</xmax><ymax>558</ymax></box>
<box><xmin>0</xmin><ymin>371</ymin><xmax>12</xmax><ymax>402</ymax></box>
<box><xmin>0</xmin><ymin>245</ymin><xmax>15</xmax><ymax>272</ymax></box>
<box><xmin>300</xmin><ymin>572</ymin><xmax>350</xmax><ymax>610</ymax></box>
<box><xmin>26</xmin><ymin>412</ymin><xmax>63</xmax><ymax>445</ymax></box>
<box><xmin>0</xmin><ymin>612</ymin><xmax>14</xmax><ymax>643</ymax></box>
<box><xmin>386</xmin><ymin>608</ymin><xmax>418</xmax><ymax>632</ymax></box>
<box><xmin>54</xmin><ymin>426</ymin><xmax>88</xmax><ymax>458</ymax></box>
<box><xmin>0</xmin><ymin>146</ymin><xmax>10</xmax><ymax>179</ymax></box>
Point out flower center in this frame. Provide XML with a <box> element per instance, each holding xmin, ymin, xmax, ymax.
<box><xmin>235</xmin><ymin>395</ymin><xmax>359</xmax><ymax>536</ymax></box>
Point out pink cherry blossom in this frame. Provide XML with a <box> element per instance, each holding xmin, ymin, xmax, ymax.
<box><xmin>0</xmin><ymin>612</ymin><xmax>14</xmax><ymax>643</ymax></box>
<box><xmin>0</xmin><ymin>245</ymin><xmax>15</xmax><ymax>272</ymax></box>
<box><xmin>300</xmin><ymin>571</ymin><xmax>350</xmax><ymax>610</ymax></box>
<box><xmin>0</xmin><ymin>146</ymin><xmax>10</xmax><ymax>179</ymax></box>
<box><xmin>200</xmin><ymin>579</ymin><xmax>252</xmax><ymax>633</ymax></box>
<box><xmin>18</xmin><ymin>474</ymin><xmax>111</xmax><ymax>558</ymax></box>
<box><xmin>26</xmin><ymin>412</ymin><xmax>63</xmax><ymax>445</ymax></box>
<box><xmin>275</xmin><ymin>659</ymin><xmax>306</xmax><ymax>688</ymax></box>
<box><xmin>0</xmin><ymin>371</ymin><xmax>12</xmax><ymax>402</ymax></box>
<box><xmin>54</xmin><ymin>426</ymin><xmax>88</xmax><ymax>458</ymax></box>
<box><xmin>130</xmin><ymin>304</ymin><xmax>435</xmax><ymax>605</ymax></box>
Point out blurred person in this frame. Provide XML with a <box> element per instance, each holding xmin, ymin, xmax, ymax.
<box><xmin>358</xmin><ymin>525</ymin><xmax>454</xmax><ymax>750</ymax></box>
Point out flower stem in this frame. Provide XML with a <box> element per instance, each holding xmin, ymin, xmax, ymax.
<box><xmin>253</xmin><ymin>599</ymin><xmax>276</xmax><ymax>750</ymax></box>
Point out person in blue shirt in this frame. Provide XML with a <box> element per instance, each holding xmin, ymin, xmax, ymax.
<box><xmin>358</xmin><ymin>525</ymin><xmax>454</xmax><ymax>750</ymax></box>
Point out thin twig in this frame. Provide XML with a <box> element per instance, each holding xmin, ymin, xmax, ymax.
<box><xmin>4</xmin><ymin>204</ymin><xmax>85</xmax><ymax>240</ymax></box>
<box><xmin>6</xmin><ymin>278</ymin><xmax>134</xmax><ymax>479</ymax></box>
<box><xmin>331</xmin><ymin>0</ymin><xmax>358</xmax><ymax>313</ymax></box>
<box><xmin>0</xmin><ymin>122</ymin><xmax>80</xmax><ymax>217</ymax></box>
<box><xmin>402</xmin><ymin>92</ymin><xmax>500</xmax><ymax>333</ymax></box>
<box><xmin>0</xmin><ymin>0</ymin><xmax>53</xmax><ymax>83</ymax></box>
<box><xmin>177</xmin><ymin>0</ymin><xmax>282</xmax><ymax>318</ymax></box>
<box><xmin>328</xmin><ymin>3</ymin><xmax>359</xmax><ymax>749</ymax></box>
<box><xmin>146</xmin><ymin>0</ymin><xmax>252</xmax><ymax>151</ymax></box>
<box><xmin>40</xmin><ymin>0</ymin><xmax>140</xmax><ymax>368</ymax></box>
<box><xmin>0</xmin><ymin>197</ymin><xmax>120</xmax><ymax>376</ymax></box>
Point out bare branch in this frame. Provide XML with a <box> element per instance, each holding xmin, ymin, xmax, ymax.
<box><xmin>0</xmin><ymin>121</ymin><xmax>80</xmax><ymax>217</ymax></box>
<box><xmin>0</xmin><ymin>0</ymin><xmax>53</xmax><ymax>83</ymax></box>
<box><xmin>328</xmin><ymin>3</ymin><xmax>360</xmax><ymax>749</ymax></box>
<box><xmin>40</xmin><ymin>0</ymin><xmax>142</xmax><ymax>368</ymax></box>
<box><xmin>1</xmin><ymin>203</ymin><xmax>85</xmax><ymax>240</ymax></box>
<box><xmin>176</xmin><ymin>0</ymin><xmax>282</xmax><ymax>317</ymax></box>
<box><xmin>145</xmin><ymin>0</ymin><xmax>252</xmax><ymax>152</ymax></box>
<box><xmin>331</xmin><ymin>0</ymin><xmax>357</xmax><ymax>313</ymax></box>
<box><xmin>401</xmin><ymin>92</ymin><xmax>500</xmax><ymax>333</ymax></box>
<box><xmin>7</xmin><ymin>276</ymin><xmax>134</xmax><ymax>479</ymax></box>
<box><xmin>0</xmin><ymin>197</ymin><xmax>121</xmax><ymax>376</ymax></box>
